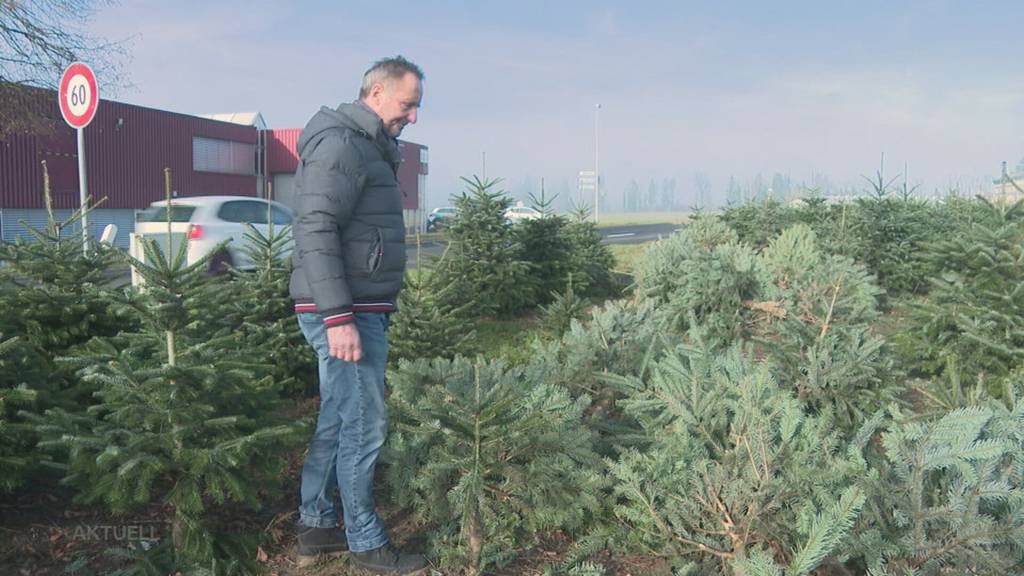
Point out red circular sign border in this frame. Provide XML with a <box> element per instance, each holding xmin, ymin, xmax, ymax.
<box><xmin>59</xmin><ymin>62</ymin><xmax>99</xmax><ymax>129</ymax></box>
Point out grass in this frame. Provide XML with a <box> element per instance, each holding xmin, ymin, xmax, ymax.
<box><xmin>473</xmin><ymin>314</ymin><xmax>546</xmax><ymax>364</ymax></box>
<box><xmin>418</xmin><ymin>241</ymin><xmax>657</xmax><ymax>365</ymax></box>
<box><xmin>595</xmin><ymin>211</ymin><xmax>691</xmax><ymax>227</ymax></box>
<box><xmin>609</xmin><ymin>242</ymin><xmax>652</xmax><ymax>274</ymax></box>
<box><xmin>403</xmin><ymin>236</ymin><xmax>659</xmax><ymax>363</ymax></box>
<box><xmin>406</xmin><ymin>231</ymin><xmax>444</xmax><ymax>243</ymax></box>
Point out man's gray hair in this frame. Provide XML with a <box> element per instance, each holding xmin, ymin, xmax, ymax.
<box><xmin>358</xmin><ymin>56</ymin><xmax>424</xmax><ymax>99</ymax></box>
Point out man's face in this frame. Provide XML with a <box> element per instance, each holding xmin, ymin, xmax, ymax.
<box><xmin>365</xmin><ymin>72</ymin><xmax>422</xmax><ymax>138</ymax></box>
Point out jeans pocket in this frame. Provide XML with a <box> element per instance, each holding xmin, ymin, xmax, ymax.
<box><xmin>297</xmin><ymin>313</ymin><xmax>329</xmax><ymax>358</ymax></box>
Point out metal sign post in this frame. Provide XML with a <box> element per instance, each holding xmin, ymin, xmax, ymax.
<box><xmin>58</xmin><ymin>62</ymin><xmax>99</xmax><ymax>255</ymax></box>
<box><xmin>76</xmin><ymin>127</ymin><xmax>88</xmax><ymax>252</ymax></box>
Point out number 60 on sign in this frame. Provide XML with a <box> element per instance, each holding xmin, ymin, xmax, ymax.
<box><xmin>59</xmin><ymin>62</ymin><xmax>99</xmax><ymax>129</ymax></box>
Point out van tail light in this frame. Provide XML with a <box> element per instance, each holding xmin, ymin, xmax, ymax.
<box><xmin>188</xmin><ymin>225</ymin><xmax>204</xmax><ymax>240</ymax></box>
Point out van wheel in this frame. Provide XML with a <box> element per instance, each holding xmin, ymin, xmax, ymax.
<box><xmin>208</xmin><ymin>250</ymin><xmax>233</xmax><ymax>275</ymax></box>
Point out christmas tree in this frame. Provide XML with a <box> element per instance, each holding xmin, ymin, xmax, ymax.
<box><xmin>514</xmin><ymin>190</ymin><xmax>573</xmax><ymax>306</ymax></box>
<box><xmin>35</xmin><ymin>170</ymin><xmax>306</xmax><ymax>572</ymax></box>
<box><xmin>201</xmin><ymin>217</ymin><xmax>316</xmax><ymax>397</ymax></box>
<box><xmin>0</xmin><ymin>161</ymin><xmax>125</xmax><ymax>489</ymax></box>
<box><xmin>432</xmin><ymin>176</ymin><xmax>535</xmax><ymax>317</ymax></box>
<box><xmin>562</xmin><ymin>207</ymin><xmax>616</xmax><ymax>298</ymax></box>
<box><xmin>901</xmin><ymin>199</ymin><xmax>1024</xmax><ymax>386</ymax></box>
<box><xmin>388</xmin><ymin>235</ymin><xmax>476</xmax><ymax>366</ymax></box>
<box><xmin>850</xmin><ymin>391</ymin><xmax>1024</xmax><ymax>574</ymax></box>
<box><xmin>539</xmin><ymin>273</ymin><xmax>589</xmax><ymax>337</ymax></box>
<box><xmin>845</xmin><ymin>193</ymin><xmax>938</xmax><ymax>296</ymax></box>
<box><xmin>753</xmin><ymin>224</ymin><xmax>898</xmax><ymax>431</ymax></box>
<box><xmin>384</xmin><ymin>356</ymin><xmax>605</xmax><ymax>574</ymax></box>
<box><xmin>633</xmin><ymin>216</ymin><xmax>759</xmax><ymax>347</ymax></box>
<box><xmin>719</xmin><ymin>196</ymin><xmax>801</xmax><ymax>250</ymax></box>
<box><xmin>608</xmin><ymin>344</ymin><xmax>869</xmax><ymax>575</ymax></box>
<box><xmin>0</xmin><ymin>334</ymin><xmax>39</xmax><ymax>491</ymax></box>
<box><xmin>528</xmin><ymin>297</ymin><xmax>673</xmax><ymax>456</ymax></box>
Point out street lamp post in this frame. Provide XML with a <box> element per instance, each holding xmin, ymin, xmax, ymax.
<box><xmin>594</xmin><ymin>103</ymin><xmax>600</xmax><ymax>223</ymax></box>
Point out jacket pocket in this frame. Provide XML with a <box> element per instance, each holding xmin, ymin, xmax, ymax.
<box><xmin>367</xmin><ymin>228</ymin><xmax>384</xmax><ymax>276</ymax></box>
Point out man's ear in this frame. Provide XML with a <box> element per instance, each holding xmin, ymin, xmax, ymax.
<box><xmin>369</xmin><ymin>81</ymin><xmax>387</xmax><ymax>100</ymax></box>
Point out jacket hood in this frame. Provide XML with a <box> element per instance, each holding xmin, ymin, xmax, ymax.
<box><xmin>295</xmin><ymin>101</ymin><xmax>384</xmax><ymax>157</ymax></box>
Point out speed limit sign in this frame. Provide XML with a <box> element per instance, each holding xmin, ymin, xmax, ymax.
<box><xmin>59</xmin><ymin>62</ymin><xmax>99</xmax><ymax>129</ymax></box>
<box><xmin>58</xmin><ymin>62</ymin><xmax>99</xmax><ymax>254</ymax></box>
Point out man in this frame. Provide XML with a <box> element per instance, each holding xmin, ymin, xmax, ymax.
<box><xmin>289</xmin><ymin>56</ymin><xmax>427</xmax><ymax>575</ymax></box>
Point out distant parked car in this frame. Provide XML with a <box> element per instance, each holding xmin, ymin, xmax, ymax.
<box><xmin>426</xmin><ymin>206</ymin><xmax>458</xmax><ymax>231</ymax></box>
<box><xmin>132</xmin><ymin>196</ymin><xmax>294</xmax><ymax>277</ymax></box>
<box><xmin>504</xmin><ymin>205</ymin><xmax>543</xmax><ymax>223</ymax></box>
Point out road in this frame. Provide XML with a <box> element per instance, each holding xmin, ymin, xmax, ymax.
<box><xmin>597</xmin><ymin>223</ymin><xmax>681</xmax><ymax>245</ymax></box>
<box><xmin>406</xmin><ymin>222</ymin><xmax>682</xmax><ymax>267</ymax></box>
<box><xmin>111</xmin><ymin>223</ymin><xmax>684</xmax><ymax>281</ymax></box>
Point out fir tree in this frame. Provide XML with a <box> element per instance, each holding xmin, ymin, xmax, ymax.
<box><xmin>433</xmin><ymin>176</ymin><xmax>535</xmax><ymax>317</ymax></box>
<box><xmin>754</xmin><ymin>224</ymin><xmax>898</xmax><ymax>430</ymax></box>
<box><xmin>513</xmin><ymin>189</ymin><xmax>573</xmax><ymax>306</ymax></box>
<box><xmin>529</xmin><ymin>298</ymin><xmax>670</xmax><ymax>405</ymax></box>
<box><xmin>718</xmin><ymin>196</ymin><xmax>802</xmax><ymax>249</ymax></box>
<box><xmin>846</xmin><ymin>194</ymin><xmax>937</xmax><ymax>296</ymax></box>
<box><xmin>633</xmin><ymin>218</ymin><xmax>898</xmax><ymax>430</ymax></box>
<box><xmin>0</xmin><ymin>204</ymin><xmax>126</xmax><ymax>409</ymax></box>
<box><xmin>384</xmin><ymin>356</ymin><xmax>605</xmax><ymax>574</ymax></box>
<box><xmin>850</xmin><ymin>392</ymin><xmax>1024</xmax><ymax>574</ymax></box>
<box><xmin>0</xmin><ymin>334</ymin><xmax>39</xmax><ymax>491</ymax></box>
<box><xmin>389</xmin><ymin>235</ymin><xmax>476</xmax><ymax>365</ymax></box>
<box><xmin>34</xmin><ymin>171</ymin><xmax>306</xmax><ymax>572</ymax></box>
<box><xmin>633</xmin><ymin>216</ymin><xmax>759</xmax><ymax>347</ymax></box>
<box><xmin>527</xmin><ymin>297</ymin><xmax>675</xmax><ymax>460</ymax></box>
<box><xmin>789</xmin><ymin>195</ymin><xmax>858</xmax><ymax>258</ymax></box>
<box><xmin>607</xmin><ymin>344</ymin><xmax>869</xmax><ymax>575</ymax></box>
<box><xmin>539</xmin><ymin>273</ymin><xmax>589</xmax><ymax>337</ymax></box>
<box><xmin>901</xmin><ymin>199</ymin><xmax>1024</xmax><ymax>386</ymax></box>
<box><xmin>205</xmin><ymin>220</ymin><xmax>316</xmax><ymax>397</ymax></box>
<box><xmin>718</xmin><ymin>193</ymin><xmax>978</xmax><ymax>298</ymax></box>
<box><xmin>563</xmin><ymin>206</ymin><xmax>616</xmax><ymax>298</ymax></box>
<box><xmin>0</xmin><ymin>164</ymin><xmax>126</xmax><ymax>489</ymax></box>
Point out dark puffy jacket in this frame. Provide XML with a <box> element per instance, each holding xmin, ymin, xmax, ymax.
<box><xmin>289</xmin><ymin>101</ymin><xmax>407</xmax><ymax>327</ymax></box>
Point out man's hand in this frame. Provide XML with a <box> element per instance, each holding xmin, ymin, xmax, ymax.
<box><xmin>327</xmin><ymin>323</ymin><xmax>362</xmax><ymax>362</ymax></box>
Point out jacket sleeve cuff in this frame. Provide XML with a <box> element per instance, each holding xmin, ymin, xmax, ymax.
<box><xmin>321</xmin><ymin>307</ymin><xmax>354</xmax><ymax>327</ymax></box>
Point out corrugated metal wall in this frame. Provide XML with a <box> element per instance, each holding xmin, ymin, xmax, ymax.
<box><xmin>1</xmin><ymin>88</ymin><xmax>429</xmax><ymax>217</ymax></box>
<box><xmin>266</xmin><ymin>128</ymin><xmax>300</xmax><ymax>175</ymax></box>
<box><xmin>1</xmin><ymin>87</ymin><xmax>259</xmax><ymax>210</ymax></box>
<box><xmin>0</xmin><ymin>208</ymin><xmax>136</xmax><ymax>250</ymax></box>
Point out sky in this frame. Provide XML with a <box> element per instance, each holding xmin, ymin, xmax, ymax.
<box><xmin>86</xmin><ymin>0</ymin><xmax>1024</xmax><ymax>210</ymax></box>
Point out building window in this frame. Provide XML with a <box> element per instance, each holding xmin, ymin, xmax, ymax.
<box><xmin>193</xmin><ymin>137</ymin><xmax>256</xmax><ymax>175</ymax></box>
<box><xmin>419</xmin><ymin>147</ymin><xmax>428</xmax><ymax>164</ymax></box>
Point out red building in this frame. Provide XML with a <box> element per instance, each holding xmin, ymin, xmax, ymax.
<box><xmin>0</xmin><ymin>87</ymin><xmax>428</xmax><ymax>247</ymax></box>
<box><xmin>264</xmin><ymin>128</ymin><xmax>427</xmax><ymax>230</ymax></box>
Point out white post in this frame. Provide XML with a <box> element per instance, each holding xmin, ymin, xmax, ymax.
<box><xmin>129</xmin><ymin>232</ymin><xmax>141</xmax><ymax>287</ymax></box>
<box><xmin>77</xmin><ymin>127</ymin><xmax>89</xmax><ymax>254</ymax></box>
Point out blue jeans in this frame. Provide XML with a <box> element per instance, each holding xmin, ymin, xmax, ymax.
<box><xmin>296</xmin><ymin>312</ymin><xmax>390</xmax><ymax>553</ymax></box>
